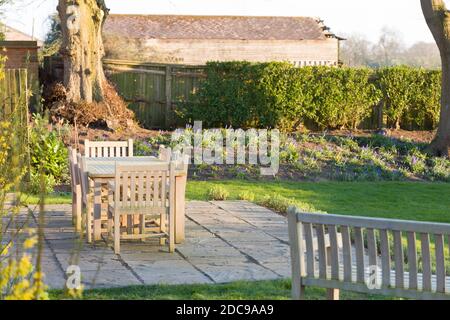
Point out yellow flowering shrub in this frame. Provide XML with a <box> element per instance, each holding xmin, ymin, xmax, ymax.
<box><xmin>0</xmin><ymin>232</ymin><xmax>48</xmax><ymax>300</ymax></box>
<box><xmin>1</xmin><ymin>60</ymin><xmax>49</xmax><ymax>300</ymax></box>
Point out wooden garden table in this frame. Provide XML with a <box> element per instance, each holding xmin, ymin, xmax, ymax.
<box><xmin>84</xmin><ymin>156</ymin><xmax>188</xmax><ymax>243</ymax></box>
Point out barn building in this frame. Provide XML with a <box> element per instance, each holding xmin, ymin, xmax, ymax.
<box><xmin>0</xmin><ymin>24</ymin><xmax>41</xmax><ymax>83</ymax></box>
<box><xmin>103</xmin><ymin>15</ymin><xmax>343</xmax><ymax>66</ymax></box>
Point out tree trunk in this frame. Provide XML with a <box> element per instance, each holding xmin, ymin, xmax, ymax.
<box><xmin>421</xmin><ymin>0</ymin><xmax>450</xmax><ymax>156</ymax></box>
<box><xmin>58</xmin><ymin>0</ymin><xmax>107</xmax><ymax>103</ymax></box>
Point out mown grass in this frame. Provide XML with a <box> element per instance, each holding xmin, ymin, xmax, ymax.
<box><xmin>188</xmin><ymin>180</ymin><xmax>450</xmax><ymax>223</ymax></box>
<box><xmin>29</xmin><ymin>181</ymin><xmax>450</xmax><ymax>222</ymax></box>
<box><xmin>50</xmin><ymin>279</ymin><xmax>396</xmax><ymax>300</ymax></box>
<box><xmin>24</xmin><ymin>193</ymin><xmax>72</xmax><ymax>205</ymax></box>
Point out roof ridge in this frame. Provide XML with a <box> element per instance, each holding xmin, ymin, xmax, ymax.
<box><xmin>108</xmin><ymin>14</ymin><xmax>319</xmax><ymax>20</ymax></box>
<box><xmin>1</xmin><ymin>23</ymin><xmax>42</xmax><ymax>41</ymax></box>
<box><xmin>104</xmin><ymin>14</ymin><xmax>340</xmax><ymax>41</ymax></box>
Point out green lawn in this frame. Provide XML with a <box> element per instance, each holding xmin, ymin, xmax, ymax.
<box><xmin>33</xmin><ymin>181</ymin><xmax>450</xmax><ymax>222</ymax></box>
<box><xmin>39</xmin><ymin>180</ymin><xmax>449</xmax><ymax>300</ymax></box>
<box><xmin>188</xmin><ymin>180</ymin><xmax>450</xmax><ymax>223</ymax></box>
<box><xmin>24</xmin><ymin>193</ymin><xmax>72</xmax><ymax>205</ymax></box>
<box><xmin>50</xmin><ymin>279</ymin><xmax>394</xmax><ymax>300</ymax></box>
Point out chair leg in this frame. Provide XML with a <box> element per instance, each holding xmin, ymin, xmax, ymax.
<box><xmin>160</xmin><ymin>212</ymin><xmax>166</xmax><ymax>246</ymax></box>
<box><xmin>86</xmin><ymin>199</ymin><xmax>92</xmax><ymax>243</ymax></box>
<box><xmin>327</xmin><ymin>288</ymin><xmax>340</xmax><ymax>300</ymax></box>
<box><xmin>72</xmin><ymin>191</ymin><xmax>77</xmax><ymax>225</ymax></box>
<box><xmin>114</xmin><ymin>211</ymin><xmax>120</xmax><ymax>254</ymax></box>
<box><xmin>107</xmin><ymin>209</ymin><xmax>113</xmax><ymax>237</ymax></box>
<box><xmin>75</xmin><ymin>186</ymin><xmax>82</xmax><ymax>233</ymax></box>
<box><xmin>107</xmin><ymin>192</ymin><xmax>113</xmax><ymax>237</ymax></box>
<box><xmin>140</xmin><ymin>214</ymin><xmax>145</xmax><ymax>242</ymax></box>
<box><xmin>168</xmin><ymin>211</ymin><xmax>175</xmax><ymax>253</ymax></box>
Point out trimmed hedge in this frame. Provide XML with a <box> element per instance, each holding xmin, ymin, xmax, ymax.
<box><xmin>186</xmin><ymin>62</ymin><xmax>440</xmax><ymax>131</ymax></box>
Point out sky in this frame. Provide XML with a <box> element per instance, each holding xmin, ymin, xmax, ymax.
<box><xmin>1</xmin><ymin>0</ymin><xmax>440</xmax><ymax>46</ymax></box>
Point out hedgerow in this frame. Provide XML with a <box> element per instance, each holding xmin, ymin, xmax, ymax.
<box><xmin>186</xmin><ymin>62</ymin><xmax>440</xmax><ymax>132</ymax></box>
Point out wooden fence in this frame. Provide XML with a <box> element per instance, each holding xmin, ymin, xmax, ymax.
<box><xmin>0</xmin><ymin>68</ymin><xmax>31</xmax><ymax>181</ymax></box>
<box><xmin>43</xmin><ymin>57</ymin><xmax>433</xmax><ymax>131</ymax></box>
<box><xmin>104</xmin><ymin>59</ymin><xmax>205</xmax><ymax>129</ymax></box>
<box><xmin>43</xmin><ymin>57</ymin><xmax>206</xmax><ymax>129</ymax></box>
<box><xmin>0</xmin><ymin>68</ymin><xmax>29</xmax><ymax>122</ymax></box>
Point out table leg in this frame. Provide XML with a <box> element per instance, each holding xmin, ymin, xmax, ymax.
<box><xmin>175</xmin><ymin>175</ymin><xmax>187</xmax><ymax>244</ymax></box>
<box><xmin>93</xmin><ymin>181</ymin><xmax>102</xmax><ymax>241</ymax></box>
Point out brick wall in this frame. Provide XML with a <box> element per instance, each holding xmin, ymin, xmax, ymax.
<box><xmin>0</xmin><ymin>41</ymin><xmax>39</xmax><ymax>83</ymax></box>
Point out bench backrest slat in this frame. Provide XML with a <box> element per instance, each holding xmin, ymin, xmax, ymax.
<box><xmin>304</xmin><ymin>223</ymin><xmax>315</xmax><ymax>278</ymax></box>
<box><xmin>341</xmin><ymin>226</ymin><xmax>352</xmax><ymax>282</ymax></box>
<box><xmin>407</xmin><ymin>232</ymin><xmax>418</xmax><ymax>290</ymax></box>
<box><xmin>288</xmin><ymin>208</ymin><xmax>450</xmax><ymax>299</ymax></box>
<box><xmin>367</xmin><ymin>229</ymin><xmax>377</xmax><ymax>270</ymax></box>
<box><xmin>421</xmin><ymin>233</ymin><xmax>432</xmax><ymax>291</ymax></box>
<box><xmin>316</xmin><ymin>224</ymin><xmax>327</xmax><ymax>279</ymax></box>
<box><xmin>435</xmin><ymin>234</ymin><xmax>446</xmax><ymax>293</ymax></box>
<box><xmin>380</xmin><ymin>229</ymin><xmax>391</xmax><ymax>288</ymax></box>
<box><xmin>393</xmin><ymin>230</ymin><xmax>405</xmax><ymax>288</ymax></box>
<box><xmin>354</xmin><ymin>227</ymin><xmax>365</xmax><ymax>283</ymax></box>
<box><xmin>328</xmin><ymin>225</ymin><xmax>340</xmax><ymax>281</ymax></box>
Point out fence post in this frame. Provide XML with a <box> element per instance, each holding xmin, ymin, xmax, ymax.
<box><xmin>165</xmin><ymin>65</ymin><xmax>172</xmax><ymax>129</ymax></box>
<box><xmin>377</xmin><ymin>102</ymin><xmax>384</xmax><ymax>130</ymax></box>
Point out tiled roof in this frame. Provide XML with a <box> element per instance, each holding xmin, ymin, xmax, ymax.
<box><xmin>1</xmin><ymin>24</ymin><xmax>42</xmax><ymax>44</ymax></box>
<box><xmin>103</xmin><ymin>14</ymin><xmax>338</xmax><ymax>41</ymax></box>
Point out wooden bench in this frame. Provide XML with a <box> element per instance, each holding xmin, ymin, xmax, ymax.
<box><xmin>288</xmin><ymin>207</ymin><xmax>450</xmax><ymax>300</ymax></box>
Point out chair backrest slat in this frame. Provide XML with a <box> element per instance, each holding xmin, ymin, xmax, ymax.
<box><xmin>130</xmin><ymin>173</ymin><xmax>136</xmax><ymax>208</ymax></box>
<box><xmin>138</xmin><ymin>172</ymin><xmax>144</xmax><ymax>207</ymax></box>
<box><xmin>153</xmin><ymin>173</ymin><xmax>160</xmax><ymax>207</ymax></box>
<box><xmin>84</xmin><ymin>139</ymin><xmax>134</xmax><ymax>158</ymax></box>
<box><xmin>161</xmin><ymin>171</ymin><xmax>167</xmax><ymax>207</ymax></box>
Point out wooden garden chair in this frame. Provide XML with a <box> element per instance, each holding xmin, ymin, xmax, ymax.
<box><xmin>76</xmin><ymin>153</ymin><xmax>94</xmax><ymax>242</ymax></box>
<box><xmin>108</xmin><ymin>162</ymin><xmax>176</xmax><ymax>254</ymax></box>
<box><xmin>68</xmin><ymin>147</ymin><xmax>82</xmax><ymax>232</ymax></box>
<box><xmin>158</xmin><ymin>145</ymin><xmax>172</xmax><ymax>161</ymax></box>
<box><xmin>84</xmin><ymin>139</ymin><xmax>134</xmax><ymax>158</ymax></box>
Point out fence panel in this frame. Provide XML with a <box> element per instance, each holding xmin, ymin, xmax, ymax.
<box><xmin>104</xmin><ymin>59</ymin><xmax>205</xmax><ymax>129</ymax></box>
<box><xmin>0</xmin><ymin>68</ymin><xmax>28</xmax><ymax>122</ymax></box>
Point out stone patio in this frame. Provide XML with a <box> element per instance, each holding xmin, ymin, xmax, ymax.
<box><xmin>5</xmin><ymin>201</ymin><xmax>292</xmax><ymax>289</ymax></box>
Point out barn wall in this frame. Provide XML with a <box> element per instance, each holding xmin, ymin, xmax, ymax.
<box><xmin>104</xmin><ymin>37</ymin><xmax>340</xmax><ymax>66</ymax></box>
<box><xmin>0</xmin><ymin>41</ymin><xmax>39</xmax><ymax>83</ymax></box>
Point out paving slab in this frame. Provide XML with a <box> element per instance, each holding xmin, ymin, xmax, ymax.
<box><xmin>8</xmin><ymin>201</ymin><xmax>293</xmax><ymax>289</ymax></box>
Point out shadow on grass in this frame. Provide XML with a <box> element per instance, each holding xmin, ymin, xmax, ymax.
<box><xmin>49</xmin><ymin>279</ymin><xmax>395</xmax><ymax>300</ymax></box>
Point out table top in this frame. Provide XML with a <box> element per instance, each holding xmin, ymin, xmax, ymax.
<box><xmin>84</xmin><ymin>156</ymin><xmax>187</xmax><ymax>178</ymax></box>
